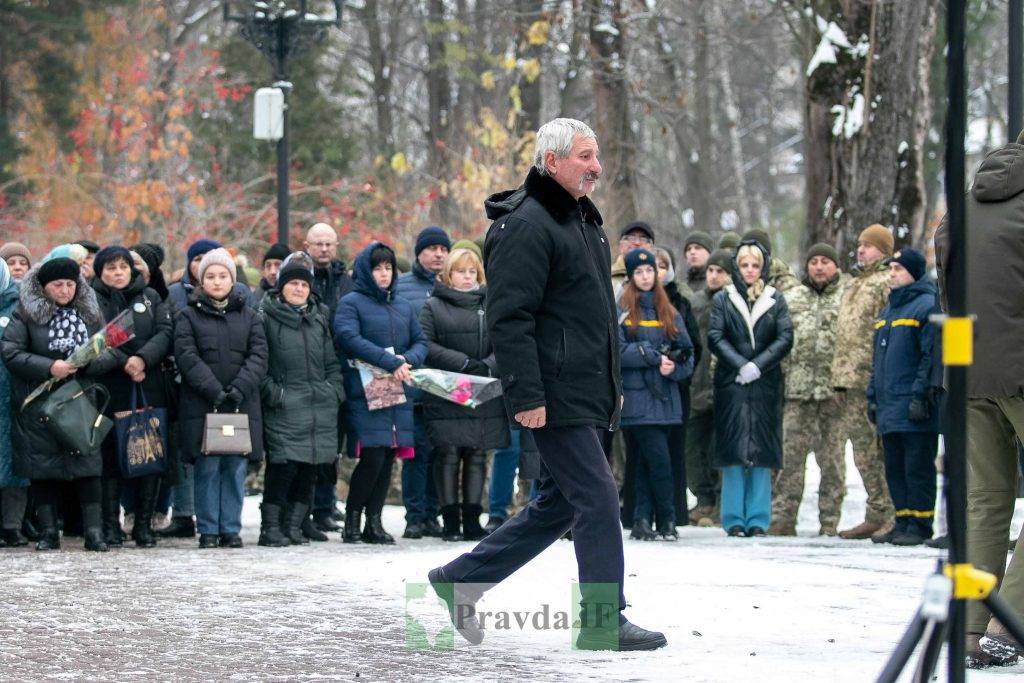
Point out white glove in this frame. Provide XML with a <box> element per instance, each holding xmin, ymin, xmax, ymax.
<box><xmin>735</xmin><ymin>362</ymin><xmax>761</xmax><ymax>385</ymax></box>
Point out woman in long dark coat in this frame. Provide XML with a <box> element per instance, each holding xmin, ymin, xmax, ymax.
<box><xmin>0</xmin><ymin>259</ymin><xmax>32</xmax><ymax>547</ymax></box>
<box><xmin>708</xmin><ymin>241</ymin><xmax>793</xmax><ymax>538</ymax></box>
<box><xmin>1</xmin><ymin>258</ymin><xmax>114</xmax><ymax>551</ymax></box>
<box><xmin>419</xmin><ymin>248</ymin><xmax>509</xmax><ymax>541</ymax></box>
<box><xmin>174</xmin><ymin>248</ymin><xmax>267</xmax><ymax>549</ymax></box>
<box><xmin>90</xmin><ymin>246</ymin><xmax>174</xmax><ymax>548</ymax></box>
<box><xmin>259</xmin><ymin>254</ymin><xmax>345</xmax><ymax>547</ymax></box>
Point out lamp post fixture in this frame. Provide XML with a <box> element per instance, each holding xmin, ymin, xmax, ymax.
<box><xmin>223</xmin><ymin>1</ymin><xmax>342</xmax><ymax>245</ymax></box>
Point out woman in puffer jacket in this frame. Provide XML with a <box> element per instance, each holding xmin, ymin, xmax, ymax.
<box><xmin>419</xmin><ymin>248</ymin><xmax>509</xmax><ymax>541</ymax></box>
<box><xmin>618</xmin><ymin>248</ymin><xmax>694</xmax><ymax>541</ymax></box>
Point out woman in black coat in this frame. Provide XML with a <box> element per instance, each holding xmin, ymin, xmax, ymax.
<box><xmin>419</xmin><ymin>248</ymin><xmax>509</xmax><ymax>541</ymax></box>
<box><xmin>90</xmin><ymin>246</ymin><xmax>174</xmax><ymax>548</ymax></box>
<box><xmin>173</xmin><ymin>248</ymin><xmax>268</xmax><ymax>549</ymax></box>
<box><xmin>1</xmin><ymin>258</ymin><xmax>115</xmax><ymax>551</ymax></box>
<box><xmin>708</xmin><ymin>241</ymin><xmax>793</xmax><ymax>538</ymax></box>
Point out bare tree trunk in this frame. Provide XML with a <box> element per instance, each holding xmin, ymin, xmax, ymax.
<box><xmin>802</xmin><ymin>0</ymin><xmax>938</xmax><ymax>263</ymax></box>
<box><xmin>360</xmin><ymin>0</ymin><xmax>395</xmax><ymax>156</ymax></box>
<box><xmin>587</xmin><ymin>0</ymin><xmax>637</xmax><ymax>229</ymax></box>
<box><xmin>515</xmin><ymin>0</ymin><xmax>545</xmax><ymax>133</ymax></box>
<box><xmin>425</xmin><ymin>0</ymin><xmax>457</xmax><ymax>227</ymax></box>
<box><xmin>708</xmin><ymin>0</ymin><xmax>752</xmax><ymax>229</ymax></box>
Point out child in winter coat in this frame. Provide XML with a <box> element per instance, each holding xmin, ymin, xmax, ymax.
<box><xmin>174</xmin><ymin>248</ymin><xmax>268</xmax><ymax>549</ymax></box>
<box><xmin>618</xmin><ymin>248</ymin><xmax>694</xmax><ymax>541</ymax></box>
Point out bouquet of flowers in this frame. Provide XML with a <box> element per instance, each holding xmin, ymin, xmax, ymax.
<box><xmin>22</xmin><ymin>309</ymin><xmax>136</xmax><ymax>408</ymax></box>
<box><xmin>408</xmin><ymin>368</ymin><xmax>503</xmax><ymax>409</ymax></box>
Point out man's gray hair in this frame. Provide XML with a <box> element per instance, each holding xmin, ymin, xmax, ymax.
<box><xmin>533</xmin><ymin>118</ymin><xmax>597</xmax><ymax>175</ymax></box>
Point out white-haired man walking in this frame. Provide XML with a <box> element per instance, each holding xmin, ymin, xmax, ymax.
<box><xmin>428</xmin><ymin>118</ymin><xmax>667</xmax><ymax>651</ymax></box>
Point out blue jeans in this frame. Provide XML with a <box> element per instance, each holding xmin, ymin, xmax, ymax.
<box><xmin>194</xmin><ymin>455</ymin><xmax>247</xmax><ymax>535</ymax></box>
<box><xmin>488</xmin><ymin>430</ymin><xmax>521</xmax><ymax>520</ymax></box>
<box><xmin>402</xmin><ymin>410</ymin><xmax>439</xmax><ymax>523</ymax></box>
<box><xmin>313</xmin><ymin>481</ymin><xmax>337</xmax><ymax>513</ymax></box>
<box><xmin>720</xmin><ymin>466</ymin><xmax>772</xmax><ymax>532</ymax></box>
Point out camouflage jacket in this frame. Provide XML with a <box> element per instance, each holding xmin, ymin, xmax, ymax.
<box><xmin>784</xmin><ymin>274</ymin><xmax>848</xmax><ymax>401</ymax></box>
<box><xmin>768</xmin><ymin>257</ymin><xmax>801</xmax><ymax>294</ymax></box>
<box><xmin>689</xmin><ymin>287</ymin><xmax>717</xmax><ymax>413</ymax></box>
<box><xmin>830</xmin><ymin>260</ymin><xmax>890</xmax><ymax>391</ymax></box>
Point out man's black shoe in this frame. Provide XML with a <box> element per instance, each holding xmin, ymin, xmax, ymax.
<box><xmin>576</xmin><ymin>619</ymin><xmax>668</xmax><ymax>651</ymax></box>
<box><xmin>403</xmin><ymin>521</ymin><xmax>424</xmax><ymax>539</ymax></box>
<box><xmin>727</xmin><ymin>525</ymin><xmax>745</xmax><ymax>537</ymax></box>
<box><xmin>198</xmin><ymin>533</ymin><xmax>220</xmax><ymax>549</ymax></box>
<box><xmin>219</xmin><ymin>533</ymin><xmax>244</xmax><ymax>548</ymax></box>
<box><xmin>924</xmin><ymin>534</ymin><xmax>949</xmax><ymax>549</ymax></box>
<box><xmin>427</xmin><ymin>567</ymin><xmax>484</xmax><ymax>645</ymax></box>
<box><xmin>484</xmin><ymin>516</ymin><xmax>505</xmax><ymax>534</ymax></box>
<box><xmin>157</xmin><ymin>516</ymin><xmax>196</xmax><ymax>538</ymax></box>
<box><xmin>422</xmin><ymin>517</ymin><xmax>443</xmax><ymax>538</ymax></box>
<box><xmin>313</xmin><ymin>510</ymin><xmax>341</xmax><ymax>532</ymax></box>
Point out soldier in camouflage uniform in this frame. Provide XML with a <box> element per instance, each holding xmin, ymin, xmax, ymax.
<box><xmin>770</xmin><ymin>244</ymin><xmax>848</xmax><ymax>536</ymax></box>
<box><xmin>831</xmin><ymin>224</ymin><xmax>896</xmax><ymax>539</ymax></box>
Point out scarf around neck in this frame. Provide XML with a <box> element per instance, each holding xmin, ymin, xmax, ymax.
<box><xmin>48</xmin><ymin>306</ymin><xmax>89</xmax><ymax>358</ymax></box>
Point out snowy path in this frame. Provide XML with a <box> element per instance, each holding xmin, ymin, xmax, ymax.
<box><xmin>2</xmin><ymin>452</ymin><xmax>1022</xmax><ymax>682</ymax></box>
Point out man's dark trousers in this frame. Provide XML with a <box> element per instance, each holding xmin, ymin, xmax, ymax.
<box><xmin>441</xmin><ymin>424</ymin><xmax>626</xmax><ymax>618</ymax></box>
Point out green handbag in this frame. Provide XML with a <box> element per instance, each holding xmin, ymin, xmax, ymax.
<box><xmin>27</xmin><ymin>379</ymin><xmax>113</xmax><ymax>457</ymax></box>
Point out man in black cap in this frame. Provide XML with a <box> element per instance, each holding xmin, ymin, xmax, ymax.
<box><xmin>610</xmin><ymin>221</ymin><xmax>654</xmax><ymax>295</ymax></box>
<box><xmin>682</xmin><ymin>231</ymin><xmax>713</xmax><ymax>293</ymax></box>
<box><xmin>252</xmin><ymin>243</ymin><xmax>290</xmax><ymax>308</ymax></box>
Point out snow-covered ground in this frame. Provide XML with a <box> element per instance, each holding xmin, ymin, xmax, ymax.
<box><xmin>2</xmin><ymin>451</ymin><xmax>1022</xmax><ymax>682</ymax></box>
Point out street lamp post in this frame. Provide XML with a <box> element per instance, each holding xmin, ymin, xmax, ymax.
<box><xmin>223</xmin><ymin>1</ymin><xmax>342</xmax><ymax>245</ymax></box>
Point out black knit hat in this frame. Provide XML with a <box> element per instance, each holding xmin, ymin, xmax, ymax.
<box><xmin>707</xmin><ymin>249</ymin><xmax>734</xmax><ymax>273</ymax></box>
<box><xmin>93</xmin><ymin>246</ymin><xmax>135</xmax><ymax>278</ymax></box>
<box><xmin>38</xmin><ymin>257</ymin><xmax>80</xmax><ymax>287</ymax></box>
<box><xmin>684</xmin><ymin>231</ymin><xmax>713</xmax><ymax>253</ymax></box>
<box><xmin>806</xmin><ymin>242</ymin><xmax>839</xmax><ymax>266</ymax></box>
<box><xmin>890</xmin><ymin>248</ymin><xmax>927</xmax><ymax>282</ymax></box>
<box><xmin>624</xmin><ymin>248</ymin><xmax>657</xmax><ymax>279</ymax></box>
<box><xmin>278</xmin><ymin>262</ymin><xmax>314</xmax><ymax>288</ymax></box>
<box><xmin>619</xmin><ymin>221</ymin><xmax>655</xmax><ymax>242</ymax></box>
<box><xmin>263</xmin><ymin>243</ymin><xmax>291</xmax><ymax>264</ymax></box>
<box><xmin>75</xmin><ymin>240</ymin><xmax>100</xmax><ymax>254</ymax></box>
<box><xmin>741</xmin><ymin>229</ymin><xmax>772</xmax><ymax>254</ymax></box>
<box><xmin>414</xmin><ymin>226</ymin><xmax>451</xmax><ymax>255</ymax></box>
<box><xmin>134</xmin><ymin>243</ymin><xmax>165</xmax><ymax>270</ymax></box>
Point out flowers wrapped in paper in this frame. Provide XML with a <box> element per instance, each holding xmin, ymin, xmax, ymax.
<box><xmin>355</xmin><ymin>361</ymin><xmax>502</xmax><ymax>410</ymax></box>
<box><xmin>22</xmin><ymin>308</ymin><xmax>136</xmax><ymax>408</ymax></box>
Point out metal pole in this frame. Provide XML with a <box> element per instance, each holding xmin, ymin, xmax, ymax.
<box><xmin>944</xmin><ymin>0</ymin><xmax>968</xmax><ymax>680</ymax></box>
<box><xmin>1010</xmin><ymin>0</ymin><xmax>1023</xmax><ymax>142</ymax></box>
<box><xmin>275</xmin><ymin>20</ymin><xmax>290</xmax><ymax>246</ymax></box>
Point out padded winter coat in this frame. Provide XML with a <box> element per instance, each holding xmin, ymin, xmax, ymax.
<box><xmin>0</xmin><ymin>274</ymin><xmax>27</xmax><ymax>487</ymax></box>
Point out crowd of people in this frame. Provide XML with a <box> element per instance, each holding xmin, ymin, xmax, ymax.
<box><xmin>0</xmin><ymin>214</ymin><xmax>950</xmax><ymax>553</ymax></box>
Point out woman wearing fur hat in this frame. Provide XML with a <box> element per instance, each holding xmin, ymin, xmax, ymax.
<box><xmin>1</xmin><ymin>257</ymin><xmax>120</xmax><ymax>551</ymax></box>
<box><xmin>174</xmin><ymin>248</ymin><xmax>268</xmax><ymax>549</ymax></box>
<box><xmin>90</xmin><ymin>246</ymin><xmax>175</xmax><ymax>548</ymax></box>
<box><xmin>708</xmin><ymin>241</ymin><xmax>793</xmax><ymax>538</ymax></box>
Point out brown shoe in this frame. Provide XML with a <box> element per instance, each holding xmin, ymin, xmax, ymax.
<box><xmin>819</xmin><ymin>523</ymin><xmax>838</xmax><ymax>537</ymax></box>
<box><xmin>838</xmin><ymin>520</ymin><xmax>883</xmax><ymax>540</ymax></box>
<box><xmin>767</xmin><ymin>521</ymin><xmax>796</xmax><ymax>536</ymax></box>
<box><xmin>870</xmin><ymin>520</ymin><xmax>896</xmax><ymax>543</ymax></box>
<box><xmin>688</xmin><ymin>505</ymin><xmax>712</xmax><ymax>525</ymax></box>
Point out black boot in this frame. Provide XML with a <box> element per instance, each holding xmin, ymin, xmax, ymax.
<box><xmin>301</xmin><ymin>514</ymin><xmax>329</xmax><ymax>542</ymax></box>
<box><xmin>82</xmin><ymin>502</ymin><xmax>108</xmax><ymax>552</ymax></box>
<box><xmin>576</xmin><ymin>618</ymin><xmax>668</xmax><ymax>651</ymax></box>
<box><xmin>156</xmin><ymin>516</ymin><xmax>195</xmax><ymax>538</ymax></box>
<box><xmin>484</xmin><ymin>516</ymin><xmax>505</xmax><ymax>534</ymax></box>
<box><xmin>21</xmin><ymin>515</ymin><xmax>40</xmax><ymax>542</ymax></box>
<box><xmin>131</xmin><ymin>476</ymin><xmax>158</xmax><ymax>548</ymax></box>
<box><xmin>258</xmin><ymin>503</ymin><xmax>290</xmax><ymax>547</ymax></box>
<box><xmin>343</xmin><ymin>507</ymin><xmax>363</xmax><ymax>543</ymax></box>
<box><xmin>312</xmin><ymin>509</ymin><xmax>341</xmax><ymax>532</ymax></box>
<box><xmin>362</xmin><ymin>513</ymin><xmax>395</xmax><ymax>544</ymax></box>
<box><xmin>34</xmin><ymin>505</ymin><xmax>60</xmax><ymax>551</ymax></box>
<box><xmin>657</xmin><ymin>518</ymin><xmax>678</xmax><ymax>541</ymax></box>
<box><xmin>1</xmin><ymin>528</ymin><xmax>28</xmax><ymax>547</ymax></box>
<box><xmin>462</xmin><ymin>504</ymin><xmax>486</xmax><ymax>541</ymax></box>
<box><xmin>284</xmin><ymin>503</ymin><xmax>311</xmax><ymax>545</ymax></box>
<box><xmin>427</xmin><ymin>567</ymin><xmax>484</xmax><ymax>645</ymax></box>
<box><xmin>101</xmin><ymin>477</ymin><xmax>124</xmax><ymax>548</ymax></box>
<box><xmin>630</xmin><ymin>518</ymin><xmax>656</xmax><ymax>541</ymax></box>
<box><xmin>421</xmin><ymin>516</ymin><xmax>443</xmax><ymax>537</ymax></box>
<box><xmin>441</xmin><ymin>505</ymin><xmax>463</xmax><ymax>542</ymax></box>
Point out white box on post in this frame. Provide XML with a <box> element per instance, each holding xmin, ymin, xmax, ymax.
<box><xmin>253</xmin><ymin>87</ymin><xmax>284</xmax><ymax>141</ymax></box>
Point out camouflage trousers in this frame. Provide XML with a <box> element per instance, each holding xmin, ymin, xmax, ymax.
<box><xmin>772</xmin><ymin>399</ymin><xmax>846</xmax><ymax>529</ymax></box>
<box><xmin>840</xmin><ymin>391</ymin><xmax>894</xmax><ymax>525</ymax></box>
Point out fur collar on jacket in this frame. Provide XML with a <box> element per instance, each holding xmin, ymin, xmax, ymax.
<box><xmin>524</xmin><ymin>167</ymin><xmax>603</xmax><ymax>225</ymax></box>
<box><xmin>18</xmin><ymin>263</ymin><xmax>103</xmax><ymax>328</ymax></box>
